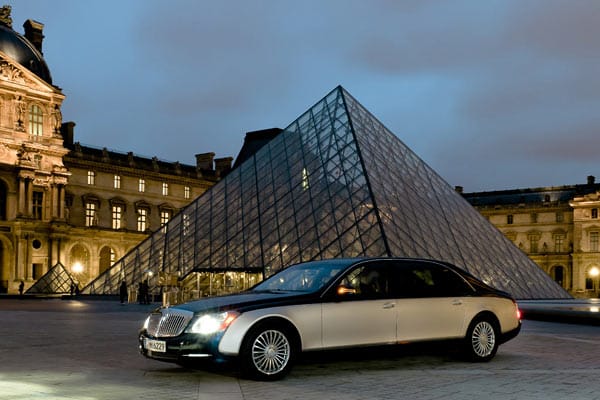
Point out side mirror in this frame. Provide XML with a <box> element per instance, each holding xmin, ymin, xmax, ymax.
<box><xmin>337</xmin><ymin>285</ymin><xmax>357</xmax><ymax>296</ymax></box>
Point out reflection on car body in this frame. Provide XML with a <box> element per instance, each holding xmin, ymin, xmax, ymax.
<box><xmin>139</xmin><ymin>257</ymin><xmax>521</xmax><ymax>380</ymax></box>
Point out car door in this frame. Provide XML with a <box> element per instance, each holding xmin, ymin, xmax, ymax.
<box><xmin>392</xmin><ymin>261</ymin><xmax>472</xmax><ymax>342</ymax></box>
<box><xmin>321</xmin><ymin>262</ymin><xmax>397</xmax><ymax>349</ymax></box>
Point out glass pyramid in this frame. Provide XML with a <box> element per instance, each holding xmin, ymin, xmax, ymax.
<box><xmin>83</xmin><ymin>86</ymin><xmax>569</xmax><ymax>299</ymax></box>
<box><xmin>27</xmin><ymin>263</ymin><xmax>78</xmax><ymax>294</ymax></box>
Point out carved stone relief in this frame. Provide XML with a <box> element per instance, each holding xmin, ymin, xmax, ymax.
<box><xmin>0</xmin><ymin>61</ymin><xmax>25</xmax><ymax>84</ymax></box>
<box><xmin>52</xmin><ymin>104</ymin><xmax>62</xmax><ymax>135</ymax></box>
<box><xmin>14</xmin><ymin>95</ymin><xmax>25</xmax><ymax>131</ymax></box>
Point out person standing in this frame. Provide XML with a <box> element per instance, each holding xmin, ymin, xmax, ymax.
<box><xmin>138</xmin><ymin>282</ymin><xmax>144</xmax><ymax>304</ymax></box>
<box><xmin>142</xmin><ymin>280</ymin><xmax>150</xmax><ymax>304</ymax></box>
<box><xmin>119</xmin><ymin>281</ymin><xmax>128</xmax><ymax>304</ymax></box>
<box><xmin>18</xmin><ymin>280</ymin><xmax>24</xmax><ymax>296</ymax></box>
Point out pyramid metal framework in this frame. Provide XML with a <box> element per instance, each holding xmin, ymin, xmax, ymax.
<box><xmin>27</xmin><ymin>263</ymin><xmax>78</xmax><ymax>294</ymax></box>
<box><xmin>83</xmin><ymin>86</ymin><xmax>569</xmax><ymax>299</ymax></box>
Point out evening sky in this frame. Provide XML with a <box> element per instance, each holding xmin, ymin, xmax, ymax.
<box><xmin>10</xmin><ymin>0</ymin><xmax>600</xmax><ymax>192</ymax></box>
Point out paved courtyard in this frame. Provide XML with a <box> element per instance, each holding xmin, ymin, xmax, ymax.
<box><xmin>0</xmin><ymin>298</ymin><xmax>599</xmax><ymax>400</ymax></box>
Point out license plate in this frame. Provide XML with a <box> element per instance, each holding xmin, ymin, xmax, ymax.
<box><xmin>144</xmin><ymin>338</ymin><xmax>166</xmax><ymax>353</ymax></box>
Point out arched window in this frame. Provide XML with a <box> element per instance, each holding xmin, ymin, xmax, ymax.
<box><xmin>552</xmin><ymin>266</ymin><xmax>564</xmax><ymax>286</ymax></box>
<box><xmin>28</xmin><ymin>104</ymin><xmax>43</xmax><ymax>136</ymax></box>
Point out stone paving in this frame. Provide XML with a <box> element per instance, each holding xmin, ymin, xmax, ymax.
<box><xmin>1</xmin><ymin>298</ymin><xmax>599</xmax><ymax>400</ymax></box>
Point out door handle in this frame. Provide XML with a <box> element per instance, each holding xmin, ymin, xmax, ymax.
<box><xmin>383</xmin><ymin>302</ymin><xmax>396</xmax><ymax>309</ymax></box>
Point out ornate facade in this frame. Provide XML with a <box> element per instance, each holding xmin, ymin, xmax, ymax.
<box><xmin>463</xmin><ymin>176</ymin><xmax>600</xmax><ymax>298</ymax></box>
<box><xmin>0</xmin><ymin>8</ymin><xmax>224</xmax><ymax>293</ymax></box>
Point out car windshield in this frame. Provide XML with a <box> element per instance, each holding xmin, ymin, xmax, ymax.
<box><xmin>252</xmin><ymin>261</ymin><xmax>349</xmax><ymax>293</ymax></box>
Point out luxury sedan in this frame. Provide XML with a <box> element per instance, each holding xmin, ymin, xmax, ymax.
<box><xmin>139</xmin><ymin>258</ymin><xmax>521</xmax><ymax>380</ymax></box>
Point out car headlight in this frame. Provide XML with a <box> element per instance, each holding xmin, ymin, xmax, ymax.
<box><xmin>186</xmin><ymin>311</ymin><xmax>239</xmax><ymax>335</ymax></box>
<box><xmin>142</xmin><ymin>316</ymin><xmax>150</xmax><ymax>330</ymax></box>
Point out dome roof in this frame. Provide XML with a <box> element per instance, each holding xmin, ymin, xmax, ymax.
<box><xmin>0</xmin><ymin>23</ymin><xmax>52</xmax><ymax>84</ymax></box>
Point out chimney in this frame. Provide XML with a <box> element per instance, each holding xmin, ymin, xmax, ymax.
<box><xmin>588</xmin><ymin>175</ymin><xmax>596</xmax><ymax>185</ymax></box>
<box><xmin>195</xmin><ymin>152</ymin><xmax>215</xmax><ymax>171</ymax></box>
<box><xmin>23</xmin><ymin>19</ymin><xmax>44</xmax><ymax>54</ymax></box>
<box><xmin>215</xmin><ymin>157</ymin><xmax>233</xmax><ymax>176</ymax></box>
<box><xmin>60</xmin><ymin>121</ymin><xmax>76</xmax><ymax>147</ymax></box>
<box><xmin>454</xmin><ymin>186</ymin><xmax>464</xmax><ymax>194</ymax></box>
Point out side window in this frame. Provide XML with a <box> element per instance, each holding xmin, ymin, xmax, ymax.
<box><xmin>432</xmin><ymin>267</ymin><xmax>474</xmax><ymax>297</ymax></box>
<box><xmin>337</xmin><ymin>264</ymin><xmax>390</xmax><ymax>299</ymax></box>
<box><xmin>393</xmin><ymin>262</ymin><xmax>473</xmax><ymax>298</ymax></box>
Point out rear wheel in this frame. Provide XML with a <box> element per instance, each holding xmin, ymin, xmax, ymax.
<box><xmin>240</xmin><ymin>324</ymin><xmax>294</xmax><ymax>380</ymax></box>
<box><xmin>465</xmin><ymin>317</ymin><xmax>498</xmax><ymax>362</ymax></box>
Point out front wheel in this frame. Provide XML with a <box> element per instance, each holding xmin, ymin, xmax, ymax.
<box><xmin>464</xmin><ymin>318</ymin><xmax>498</xmax><ymax>362</ymax></box>
<box><xmin>240</xmin><ymin>325</ymin><xmax>294</xmax><ymax>380</ymax></box>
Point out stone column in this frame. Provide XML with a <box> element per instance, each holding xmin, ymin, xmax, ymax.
<box><xmin>17</xmin><ymin>178</ymin><xmax>25</xmax><ymax>215</ymax></box>
<box><xmin>26</xmin><ymin>179</ymin><xmax>33</xmax><ymax>217</ymax></box>
<box><xmin>15</xmin><ymin>234</ymin><xmax>29</xmax><ymax>280</ymax></box>
<box><xmin>58</xmin><ymin>185</ymin><xmax>65</xmax><ymax>219</ymax></box>
<box><xmin>50</xmin><ymin>184</ymin><xmax>57</xmax><ymax>219</ymax></box>
<box><xmin>25</xmin><ymin>234</ymin><xmax>32</xmax><ymax>279</ymax></box>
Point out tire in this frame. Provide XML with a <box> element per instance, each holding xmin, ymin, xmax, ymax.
<box><xmin>464</xmin><ymin>317</ymin><xmax>498</xmax><ymax>362</ymax></box>
<box><xmin>240</xmin><ymin>323</ymin><xmax>295</xmax><ymax>380</ymax></box>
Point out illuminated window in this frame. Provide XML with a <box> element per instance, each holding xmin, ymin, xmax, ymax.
<box><xmin>113</xmin><ymin>175</ymin><xmax>121</xmax><ymax>189</ymax></box>
<box><xmin>160</xmin><ymin>210</ymin><xmax>171</xmax><ymax>226</ymax></box>
<box><xmin>87</xmin><ymin>171</ymin><xmax>96</xmax><ymax>185</ymax></box>
<box><xmin>112</xmin><ymin>205</ymin><xmax>122</xmax><ymax>230</ymax></box>
<box><xmin>302</xmin><ymin>168</ymin><xmax>310</xmax><ymax>190</ymax></box>
<box><xmin>183</xmin><ymin>213</ymin><xmax>190</xmax><ymax>236</ymax></box>
<box><xmin>85</xmin><ymin>202</ymin><xmax>97</xmax><ymax>227</ymax></box>
<box><xmin>138</xmin><ymin>178</ymin><xmax>145</xmax><ymax>193</ymax></box>
<box><xmin>162</xmin><ymin>182</ymin><xmax>169</xmax><ymax>196</ymax></box>
<box><xmin>32</xmin><ymin>191</ymin><xmax>43</xmax><ymax>220</ymax></box>
<box><xmin>28</xmin><ymin>104</ymin><xmax>43</xmax><ymax>136</ymax></box>
<box><xmin>591</xmin><ymin>232</ymin><xmax>599</xmax><ymax>252</ymax></box>
<box><xmin>160</xmin><ymin>210</ymin><xmax>171</xmax><ymax>233</ymax></box>
<box><xmin>184</xmin><ymin>186</ymin><xmax>190</xmax><ymax>199</ymax></box>
<box><xmin>137</xmin><ymin>208</ymin><xmax>148</xmax><ymax>232</ymax></box>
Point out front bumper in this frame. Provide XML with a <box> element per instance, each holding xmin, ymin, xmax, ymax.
<box><xmin>139</xmin><ymin>331</ymin><xmax>222</xmax><ymax>363</ymax></box>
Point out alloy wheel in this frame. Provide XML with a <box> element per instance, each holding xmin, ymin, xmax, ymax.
<box><xmin>471</xmin><ymin>320</ymin><xmax>496</xmax><ymax>357</ymax></box>
<box><xmin>251</xmin><ymin>329</ymin><xmax>291</xmax><ymax>375</ymax></box>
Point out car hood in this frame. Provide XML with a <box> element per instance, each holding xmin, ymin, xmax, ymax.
<box><xmin>168</xmin><ymin>290</ymin><xmax>314</xmax><ymax>314</ymax></box>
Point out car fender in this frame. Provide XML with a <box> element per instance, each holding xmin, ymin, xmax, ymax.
<box><xmin>463</xmin><ymin>297</ymin><xmax>519</xmax><ymax>335</ymax></box>
<box><xmin>218</xmin><ymin>303</ymin><xmax>322</xmax><ymax>355</ymax></box>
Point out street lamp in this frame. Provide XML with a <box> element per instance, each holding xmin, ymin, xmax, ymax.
<box><xmin>590</xmin><ymin>267</ymin><xmax>600</xmax><ymax>297</ymax></box>
<box><xmin>72</xmin><ymin>262</ymin><xmax>84</xmax><ymax>274</ymax></box>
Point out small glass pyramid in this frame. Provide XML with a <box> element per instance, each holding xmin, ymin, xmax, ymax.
<box><xmin>83</xmin><ymin>86</ymin><xmax>569</xmax><ymax>299</ymax></box>
<box><xmin>27</xmin><ymin>263</ymin><xmax>78</xmax><ymax>294</ymax></box>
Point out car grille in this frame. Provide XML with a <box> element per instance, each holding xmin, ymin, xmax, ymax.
<box><xmin>146</xmin><ymin>308</ymin><xmax>194</xmax><ymax>338</ymax></box>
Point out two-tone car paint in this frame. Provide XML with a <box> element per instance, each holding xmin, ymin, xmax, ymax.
<box><xmin>139</xmin><ymin>257</ymin><xmax>521</xmax><ymax>379</ymax></box>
